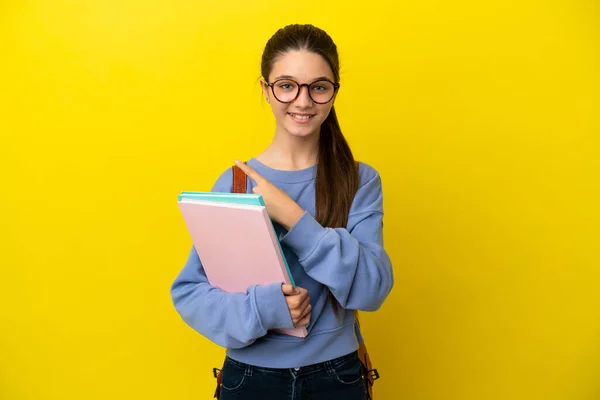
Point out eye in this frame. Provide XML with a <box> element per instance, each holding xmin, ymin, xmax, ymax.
<box><xmin>276</xmin><ymin>81</ymin><xmax>297</xmax><ymax>91</ymax></box>
<box><xmin>311</xmin><ymin>81</ymin><xmax>333</xmax><ymax>92</ymax></box>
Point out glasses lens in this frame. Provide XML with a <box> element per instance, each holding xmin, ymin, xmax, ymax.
<box><xmin>309</xmin><ymin>80</ymin><xmax>335</xmax><ymax>103</ymax></box>
<box><xmin>273</xmin><ymin>80</ymin><xmax>299</xmax><ymax>103</ymax></box>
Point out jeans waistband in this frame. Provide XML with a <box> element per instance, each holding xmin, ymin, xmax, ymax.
<box><xmin>225</xmin><ymin>350</ymin><xmax>359</xmax><ymax>376</ymax></box>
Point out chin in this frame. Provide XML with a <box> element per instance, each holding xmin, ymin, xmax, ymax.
<box><xmin>285</xmin><ymin>125</ymin><xmax>320</xmax><ymax>138</ymax></box>
<box><xmin>282</xmin><ymin>117</ymin><xmax>325</xmax><ymax>139</ymax></box>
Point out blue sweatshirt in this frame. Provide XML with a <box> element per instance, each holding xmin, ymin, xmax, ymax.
<box><xmin>170</xmin><ymin>158</ymin><xmax>394</xmax><ymax>368</ymax></box>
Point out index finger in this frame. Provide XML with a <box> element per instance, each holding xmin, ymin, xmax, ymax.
<box><xmin>234</xmin><ymin>160</ymin><xmax>265</xmax><ymax>183</ymax></box>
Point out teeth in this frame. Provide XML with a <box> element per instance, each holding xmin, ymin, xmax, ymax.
<box><xmin>290</xmin><ymin>114</ymin><xmax>313</xmax><ymax>120</ymax></box>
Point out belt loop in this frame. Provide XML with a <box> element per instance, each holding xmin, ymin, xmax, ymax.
<box><xmin>245</xmin><ymin>365</ymin><xmax>253</xmax><ymax>377</ymax></box>
<box><xmin>324</xmin><ymin>359</ymin><xmax>335</xmax><ymax>377</ymax></box>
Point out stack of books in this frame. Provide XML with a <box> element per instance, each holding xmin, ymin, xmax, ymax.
<box><xmin>177</xmin><ymin>191</ymin><xmax>307</xmax><ymax>337</ymax></box>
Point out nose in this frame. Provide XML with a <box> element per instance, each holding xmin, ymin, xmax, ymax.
<box><xmin>293</xmin><ymin>84</ymin><xmax>313</xmax><ymax>107</ymax></box>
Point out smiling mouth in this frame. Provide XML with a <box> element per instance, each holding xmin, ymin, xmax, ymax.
<box><xmin>288</xmin><ymin>113</ymin><xmax>315</xmax><ymax>120</ymax></box>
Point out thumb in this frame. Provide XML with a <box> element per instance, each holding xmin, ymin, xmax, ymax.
<box><xmin>281</xmin><ymin>284</ymin><xmax>299</xmax><ymax>296</ymax></box>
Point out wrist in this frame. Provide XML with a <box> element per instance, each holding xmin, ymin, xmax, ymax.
<box><xmin>281</xmin><ymin>205</ymin><xmax>305</xmax><ymax>231</ymax></box>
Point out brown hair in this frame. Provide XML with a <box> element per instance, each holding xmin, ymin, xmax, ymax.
<box><xmin>261</xmin><ymin>24</ymin><xmax>360</xmax><ymax>313</ymax></box>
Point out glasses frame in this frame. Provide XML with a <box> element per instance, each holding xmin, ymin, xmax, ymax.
<box><xmin>266</xmin><ymin>78</ymin><xmax>340</xmax><ymax>104</ymax></box>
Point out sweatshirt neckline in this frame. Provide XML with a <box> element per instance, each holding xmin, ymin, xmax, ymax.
<box><xmin>246</xmin><ymin>158</ymin><xmax>317</xmax><ymax>184</ymax></box>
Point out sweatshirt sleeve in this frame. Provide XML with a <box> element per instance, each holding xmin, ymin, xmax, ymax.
<box><xmin>170</xmin><ymin>168</ymin><xmax>295</xmax><ymax>349</ymax></box>
<box><xmin>279</xmin><ymin>164</ymin><xmax>394</xmax><ymax>311</ymax></box>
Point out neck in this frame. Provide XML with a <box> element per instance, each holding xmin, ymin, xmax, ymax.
<box><xmin>257</xmin><ymin>128</ymin><xmax>320</xmax><ymax>171</ymax></box>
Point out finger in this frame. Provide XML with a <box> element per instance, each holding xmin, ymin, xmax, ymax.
<box><xmin>290</xmin><ymin>302</ymin><xmax>309</xmax><ymax>322</ymax></box>
<box><xmin>282</xmin><ymin>284</ymin><xmax>299</xmax><ymax>296</ymax></box>
<box><xmin>297</xmin><ymin>295</ymin><xmax>311</xmax><ymax>313</ymax></box>
<box><xmin>295</xmin><ymin>311</ymin><xmax>311</xmax><ymax>328</ymax></box>
<box><xmin>299</xmin><ymin>303</ymin><xmax>312</xmax><ymax>321</ymax></box>
<box><xmin>234</xmin><ymin>160</ymin><xmax>265</xmax><ymax>184</ymax></box>
<box><xmin>294</xmin><ymin>286</ymin><xmax>308</xmax><ymax>295</ymax></box>
<box><xmin>289</xmin><ymin>295</ymin><xmax>310</xmax><ymax>319</ymax></box>
<box><xmin>297</xmin><ymin>287</ymin><xmax>309</xmax><ymax>302</ymax></box>
<box><xmin>288</xmin><ymin>294</ymin><xmax>305</xmax><ymax>310</ymax></box>
<box><xmin>291</xmin><ymin>308</ymin><xmax>304</xmax><ymax>322</ymax></box>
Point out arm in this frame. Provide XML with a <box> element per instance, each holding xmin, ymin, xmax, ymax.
<box><xmin>170</xmin><ymin>168</ymin><xmax>295</xmax><ymax>349</ymax></box>
<box><xmin>170</xmin><ymin>246</ymin><xmax>295</xmax><ymax>349</ymax></box>
<box><xmin>280</xmin><ymin>168</ymin><xmax>394</xmax><ymax>311</ymax></box>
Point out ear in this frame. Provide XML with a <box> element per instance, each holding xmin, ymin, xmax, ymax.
<box><xmin>260</xmin><ymin>79</ymin><xmax>270</xmax><ymax>103</ymax></box>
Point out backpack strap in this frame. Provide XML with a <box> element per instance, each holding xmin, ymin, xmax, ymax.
<box><xmin>232</xmin><ymin>163</ymin><xmax>247</xmax><ymax>194</ymax></box>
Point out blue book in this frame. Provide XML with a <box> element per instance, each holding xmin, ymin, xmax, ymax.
<box><xmin>178</xmin><ymin>191</ymin><xmax>265</xmax><ymax>206</ymax></box>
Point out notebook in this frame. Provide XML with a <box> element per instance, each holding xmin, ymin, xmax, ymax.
<box><xmin>177</xmin><ymin>193</ymin><xmax>307</xmax><ymax>338</ymax></box>
<box><xmin>178</xmin><ymin>192</ymin><xmax>295</xmax><ymax>284</ymax></box>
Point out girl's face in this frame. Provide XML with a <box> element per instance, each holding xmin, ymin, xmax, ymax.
<box><xmin>262</xmin><ymin>50</ymin><xmax>338</xmax><ymax>140</ymax></box>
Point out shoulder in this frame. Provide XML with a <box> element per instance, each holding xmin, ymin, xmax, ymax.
<box><xmin>356</xmin><ymin>161</ymin><xmax>381</xmax><ymax>188</ymax></box>
<box><xmin>351</xmin><ymin>161</ymin><xmax>384</xmax><ymax>214</ymax></box>
<box><xmin>210</xmin><ymin>165</ymin><xmax>235</xmax><ymax>193</ymax></box>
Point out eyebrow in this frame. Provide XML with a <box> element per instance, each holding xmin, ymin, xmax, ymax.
<box><xmin>273</xmin><ymin>75</ymin><xmax>333</xmax><ymax>82</ymax></box>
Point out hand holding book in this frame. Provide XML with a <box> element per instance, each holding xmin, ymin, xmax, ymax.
<box><xmin>282</xmin><ymin>284</ymin><xmax>312</xmax><ymax>328</ymax></box>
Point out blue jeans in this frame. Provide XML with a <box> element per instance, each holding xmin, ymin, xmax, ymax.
<box><xmin>219</xmin><ymin>350</ymin><xmax>368</xmax><ymax>400</ymax></box>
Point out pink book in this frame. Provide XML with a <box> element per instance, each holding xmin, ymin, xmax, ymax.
<box><xmin>178</xmin><ymin>199</ymin><xmax>308</xmax><ymax>338</ymax></box>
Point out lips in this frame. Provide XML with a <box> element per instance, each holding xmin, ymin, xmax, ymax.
<box><xmin>288</xmin><ymin>112</ymin><xmax>316</xmax><ymax>121</ymax></box>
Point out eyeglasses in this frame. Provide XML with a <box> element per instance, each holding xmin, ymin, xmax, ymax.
<box><xmin>266</xmin><ymin>78</ymin><xmax>340</xmax><ymax>104</ymax></box>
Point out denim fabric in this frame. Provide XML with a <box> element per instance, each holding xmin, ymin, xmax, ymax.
<box><xmin>219</xmin><ymin>350</ymin><xmax>367</xmax><ymax>400</ymax></box>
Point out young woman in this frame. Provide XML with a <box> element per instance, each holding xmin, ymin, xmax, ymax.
<box><xmin>171</xmin><ymin>24</ymin><xmax>394</xmax><ymax>400</ymax></box>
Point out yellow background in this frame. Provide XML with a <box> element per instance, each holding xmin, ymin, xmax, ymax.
<box><xmin>1</xmin><ymin>0</ymin><xmax>598</xmax><ymax>399</ymax></box>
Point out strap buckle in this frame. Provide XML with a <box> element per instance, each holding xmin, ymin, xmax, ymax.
<box><xmin>368</xmin><ymin>368</ymin><xmax>380</xmax><ymax>381</ymax></box>
<box><xmin>213</xmin><ymin>368</ymin><xmax>222</xmax><ymax>398</ymax></box>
